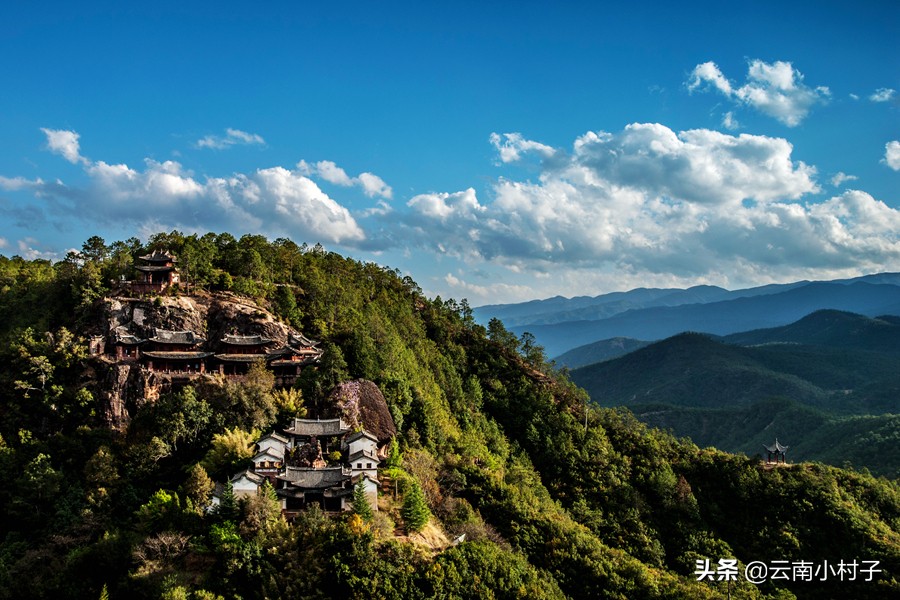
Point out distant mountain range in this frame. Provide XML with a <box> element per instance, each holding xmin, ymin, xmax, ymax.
<box><xmin>474</xmin><ymin>273</ymin><xmax>900</xmax><ymax>358</ymax></box>
<box><xmin>568</xmin><ymin>310</ymin><xmax>900</xmax><ymax>476</ymax></box>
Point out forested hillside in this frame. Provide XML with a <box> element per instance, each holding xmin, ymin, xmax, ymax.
<box><xmin>570</xmin><ymin>314</ymin><xmax>900</xmax><ymax>476</ymax></box>
<box><xmin>1</xmin><ymin>232</ymin><xmax>899</xmax><ymax>599</ymax></box>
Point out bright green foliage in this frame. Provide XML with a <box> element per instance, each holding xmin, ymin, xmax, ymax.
<box><xmin>202</xmin><ymin>427</ymin><xmax>258</xmax><ymax>479</ymax></box>
<box><xmin>351</xmin><ymin>480</ymin><xmax>374</xmax><ymax>522</ymax></box>
<box><xmin>272</xmin><ymin>387</ymin><xmax>306</xmax><ymax>422</ymax></box>
<box><xmin>136</xmin><ymin>489</ymin><xmax>183</xmax><ymax>531</ymax></box>
<box><xmin>385</xmin><ymin>437</ymin><xmax>402</xmax><ymax>469</ymax></box>
<box><xmin>401</xmin><ymin>480</ymin><xmax>430</xmax><ymax>533</ymax></box>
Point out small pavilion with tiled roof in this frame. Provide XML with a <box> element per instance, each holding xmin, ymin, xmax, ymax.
<box><xmin>763</xmin><ymin>439</ymin><xmax>789</xmax><ymax>464</ymax></box>
<box><xmin>130</xmin><ymin>250</ymin><xmax>180</xmax><ymax>294</ymax></box>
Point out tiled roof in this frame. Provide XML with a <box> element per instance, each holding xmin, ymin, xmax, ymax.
<box><xmin>284</xmin><ymin>418</ymin><xmax>349</xmax><ymax>437</ymax></box>
<box><xmin>259</xmin><ymin>432</ymin><xmax>290</xmax><ymax>444</ymax></box>
<box><xmin>142</xmin><ymin>351</ymin><xmax>213</xmax><ymax>360</ymax></box>
<box><xmin>764</xmin><ymin>439</ymin><xmax>789</xmax><ymax>453</ymax></box>
<box><xmin>231</xmin><ymin>469</ymin><xmax>266</xmax><ymax>485</ymax></box>
<box><xmin>346</xmin><ymin>430</ymin><xmax>379</xmax><ymax>445</ymax></box>
<box><xmin>277</xmin><ymin>466</ymin><xmax>349</xmax><ymax>490</ymax></box>
<box><xmin>115</xmin><ymin>332</ymin><xmax>146</xmax><ymax>345</ymax></box>
<box><xmin>139</xmin><ymin>251</ymin><xmax>178</xmax><ymax>263</ymax></box>
<box><xmin>289</xmin><ymin>332</ymin><xmax>320</xmax><ymax>348</ymax></box>
<box><xmin>252</xmin><ymin>448</ymin><xmax>284</xmax><ymax>462</ymax></box>
<box><xmin>214</xmin><ymin>354</ymin><xmax>267</xmax><ymax>363</ymax></box>
<box><xmin>348</xmin><ymin>449</ymin><xmax>380</xmax><ymax>465</ymax></box>
<box><xmin>150</xmin><ymin>329</ymin><xmax>205</xmax><ymax>345</ymax></box>
<box><xmin>222</xmin><ymin>334</ymin><xmax>274</xmax><ymax>346</ymax></box>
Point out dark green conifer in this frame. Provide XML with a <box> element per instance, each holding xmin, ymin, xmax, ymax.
<box><xmin>352</xmin><ymin>479</ymin><xmax>374</xmax><ymax>522</ymax></box>
<box><xmin>401</xmin><ymin>480</ymin><xmax>430</xmax><ymax>533</ymax></box>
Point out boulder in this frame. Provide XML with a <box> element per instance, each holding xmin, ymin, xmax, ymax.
<box><xmin>327</xmin><ymin>379</ymin><xmax>397</xmax><ymax>443</ymax></box>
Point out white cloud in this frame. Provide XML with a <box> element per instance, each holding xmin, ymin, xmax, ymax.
<box><xmin>443</xmin><ymin>272</ymin><xmax>534</xmax><ymax>300</ymax></box>
<box><xmin>404</xmin><ymin>125</ymin><xmax>899</xmax><ymax>288</ymax></box>
<box><xmin>0</xmin><ymin>238</ymin><xmax>7</xmax><ymax>249</ymax></box>
<box><xmin>688</xmin><ymin>60</ymin><xmax>830</xmax><ymax>126</ymax></box>
<box><xmin>884</xmin><ymin>141</ymin><xmax>900</xmax><ymax>171</ymax></box>
<box><xmin>297</xmin><ymin>159</ymin><xmax>393</xmax><ymax>199</ymax></box>
<box><xmin>24</xmin><ymin>130</ymin><xmax>365</xmax><ymax>245</ymax></box>
<box><xmin>722</xmin><ymin>111</ymin><xmax>739</xmax><ymax>130</ymax></box>
<box><xmin>0</xmin><ymin>175</ymin><xmax>41</xmax><ymax>191</ymax></box>
<box><xmin>870</xmin><ymin>88</ymin><xmax>896</xmax><ymax>102</ymax></box>
<box><xmin>356</xmin><ymin>172</ymin><xmax>392</xmax><ymax>199</ymax></box>
<box><xmin>16</xmin><ymin>238</ymin><xmax>60</xmax><ymax>261</ymax></box>
<box><xmin>408</xmin><ymin>188</ymin><xmax>484</xmax><ymax>222</ymax></box>
<box><xmin>196</xmin><ymin>128</ymin><xmax>266</xmax><ymax>149</ymax></box>
<box><xmin>830</xmin><ymin>172</ymin><xmax>858</xmax><ymax>187</ymax></box>
<box><xmin>41</xmin><ymin>128</ymin><xmax>89</xmax><ymax>165</ymax></box>
<box><xmin>489</xmin><ymin>132</ymin><xmax>556</xmax><ymax>163</ymax></box>
<box><xmin>687</xmin><ymin>61</ymin><xmax>732</xmax><ymax>95</ymax></box>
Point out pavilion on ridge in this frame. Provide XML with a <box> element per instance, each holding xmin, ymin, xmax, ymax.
<box><xmin>763</xmin><ymin>439</ymin><xmax>789</xmax><ymax>464</ymax></box>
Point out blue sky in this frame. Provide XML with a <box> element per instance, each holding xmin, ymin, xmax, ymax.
<box><xmin>1</xmin><ymin>1</ymin><xmax>898</xmax><ymax>304</ymax></box>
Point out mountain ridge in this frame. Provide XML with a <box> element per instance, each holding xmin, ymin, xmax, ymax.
<box><xmin>514</xmin><ymin>280</ymin><xmax>900</xmax><ymax>357</ymax></box>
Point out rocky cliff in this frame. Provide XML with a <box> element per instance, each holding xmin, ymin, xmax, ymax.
<box><xmin>93</xmin><ymin>292</ymin><xmax>300</xmax><ymax>430</ymax></box>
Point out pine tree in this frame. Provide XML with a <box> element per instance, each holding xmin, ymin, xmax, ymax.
<box><xmin>352</xmin><ymin>479</ymin><xmax>374</xmax><ymax>522</ymax></box>
<box><xmin>401</xmin><ymin>480</ymin><xmax>430</xmax><ymax>533</ymax></box>
<box><xmin>218</xmin><ymin>479</ymin><xmax>238</xmax><ymax>521</ymax></box>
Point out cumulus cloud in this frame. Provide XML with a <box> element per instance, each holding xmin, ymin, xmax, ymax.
<box><xmin>870</xmin><ymin>88</ymin><xmax>896</xmax><ymax>102</ymax></box>
<box><xmin>21</xmin><ymin>130</ymin><xmax>365</xmax><ymax>245</ymax></box>
<box><xmin>884</xmin><ymin>141</ymin><xmax>900</xmax><ymax>171</ymax></box>
<box><xmin>489</xmin><ymin>132</ymin><xmax>556</xmax><ymax>163</ymax></box>
<box><xmin>41</xmin><ymin>128</ymin><xmax>89</xmax><ymax>164</ymax></box>
<box><xmin>403</xmin><ymin>124</ymin><xmax>899</xmax><ymax>287</ymax></box>
<box><xmin>297</xmin><ymin>159</ymin><xmax>393</xmax><ymax>199</ymax></box>
<box><xmin>830</xmin><ymin>172</ymin><xmax>858</xmax><ymax>187</ymax></box>
<box><xmin>196</xmin><ymin>128</ymin><xmax>266</xmax><ymax>149</ymax></box>
<box><xmin>688</xmin><ymin>60</ymin><xmax>830</xmax><ymax>126</ymax></box>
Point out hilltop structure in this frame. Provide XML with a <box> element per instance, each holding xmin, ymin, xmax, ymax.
<box><xmin>129</xmin><ymin>250</ymin><xmax>180</xmax><ymax>295</ymax></box>
<box><xmin>763</xmin><ymin>439</ymin><xmax>789</xmax><ymax>464</ymax></box>
<box><xmin>220</xmin><ymin>418</ymin><xmax>383</xmax><ymax>514</ymax></box>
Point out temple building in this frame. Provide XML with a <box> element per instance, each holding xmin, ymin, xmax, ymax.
<box><xmin>141</xmin><ymin>328</ymin><xmax>212</xmax><ymax>374</ymax></box>
<box><xmin>130</xmin><ymin>250</ymin><xmax>180</xmax><ymax>295</ymax></box>
<box><xmin>218</xmin><ymin>419</ymin><xmax>382</xmax><ymax>515</ymax></box>
<box><xmin>111</xmin><ymin>328</ymin><xmax>146</xmax><ymax>360</ymax></box>
<box><xmin>214</xmin><ymin>334</ymin><xmax>276</xmax><ymax>376</ymax></box>
<box><xmin>267</xmin><ymin>333</ymin><xmax>323</xmax><ymax>387</ymax></box>
<box><xmin>763</xmin><ymin>439</ymin><xmax>789</xmax><ymax>464</ymax></box>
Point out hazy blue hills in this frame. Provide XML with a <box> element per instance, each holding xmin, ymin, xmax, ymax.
<box><xmin>723</xmin><ymin>308</ymin><xmax>900</xmax><ymax>354</ymax></box>
<box><xmin>475</xmin><ymin>272</ymin><xmax>900</xmax><ymax>329</ymax></box>
<box><xmin>473</xmin><ymin>284</ymin><xmax>736</xmax><ymax>327</ymax></box>
<box><xmin>508</xmin><ymin>279</ymin><xmax>900</xmax><ymax>357</ymax></box>
<box><xmin>569</xmin><ymin>311</ymin><xmax>900</xmax><ymax>475</ymax></box>
<box><xmin>554</xmin><ymin>337</ymin><xmax>651</xmax><ymax>369</ymax></box>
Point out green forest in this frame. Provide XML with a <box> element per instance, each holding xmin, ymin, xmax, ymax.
<box><xmin>1</xmin><ymin>231</ymin><xmax>899</xmax><ymax>599</ymax></box>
